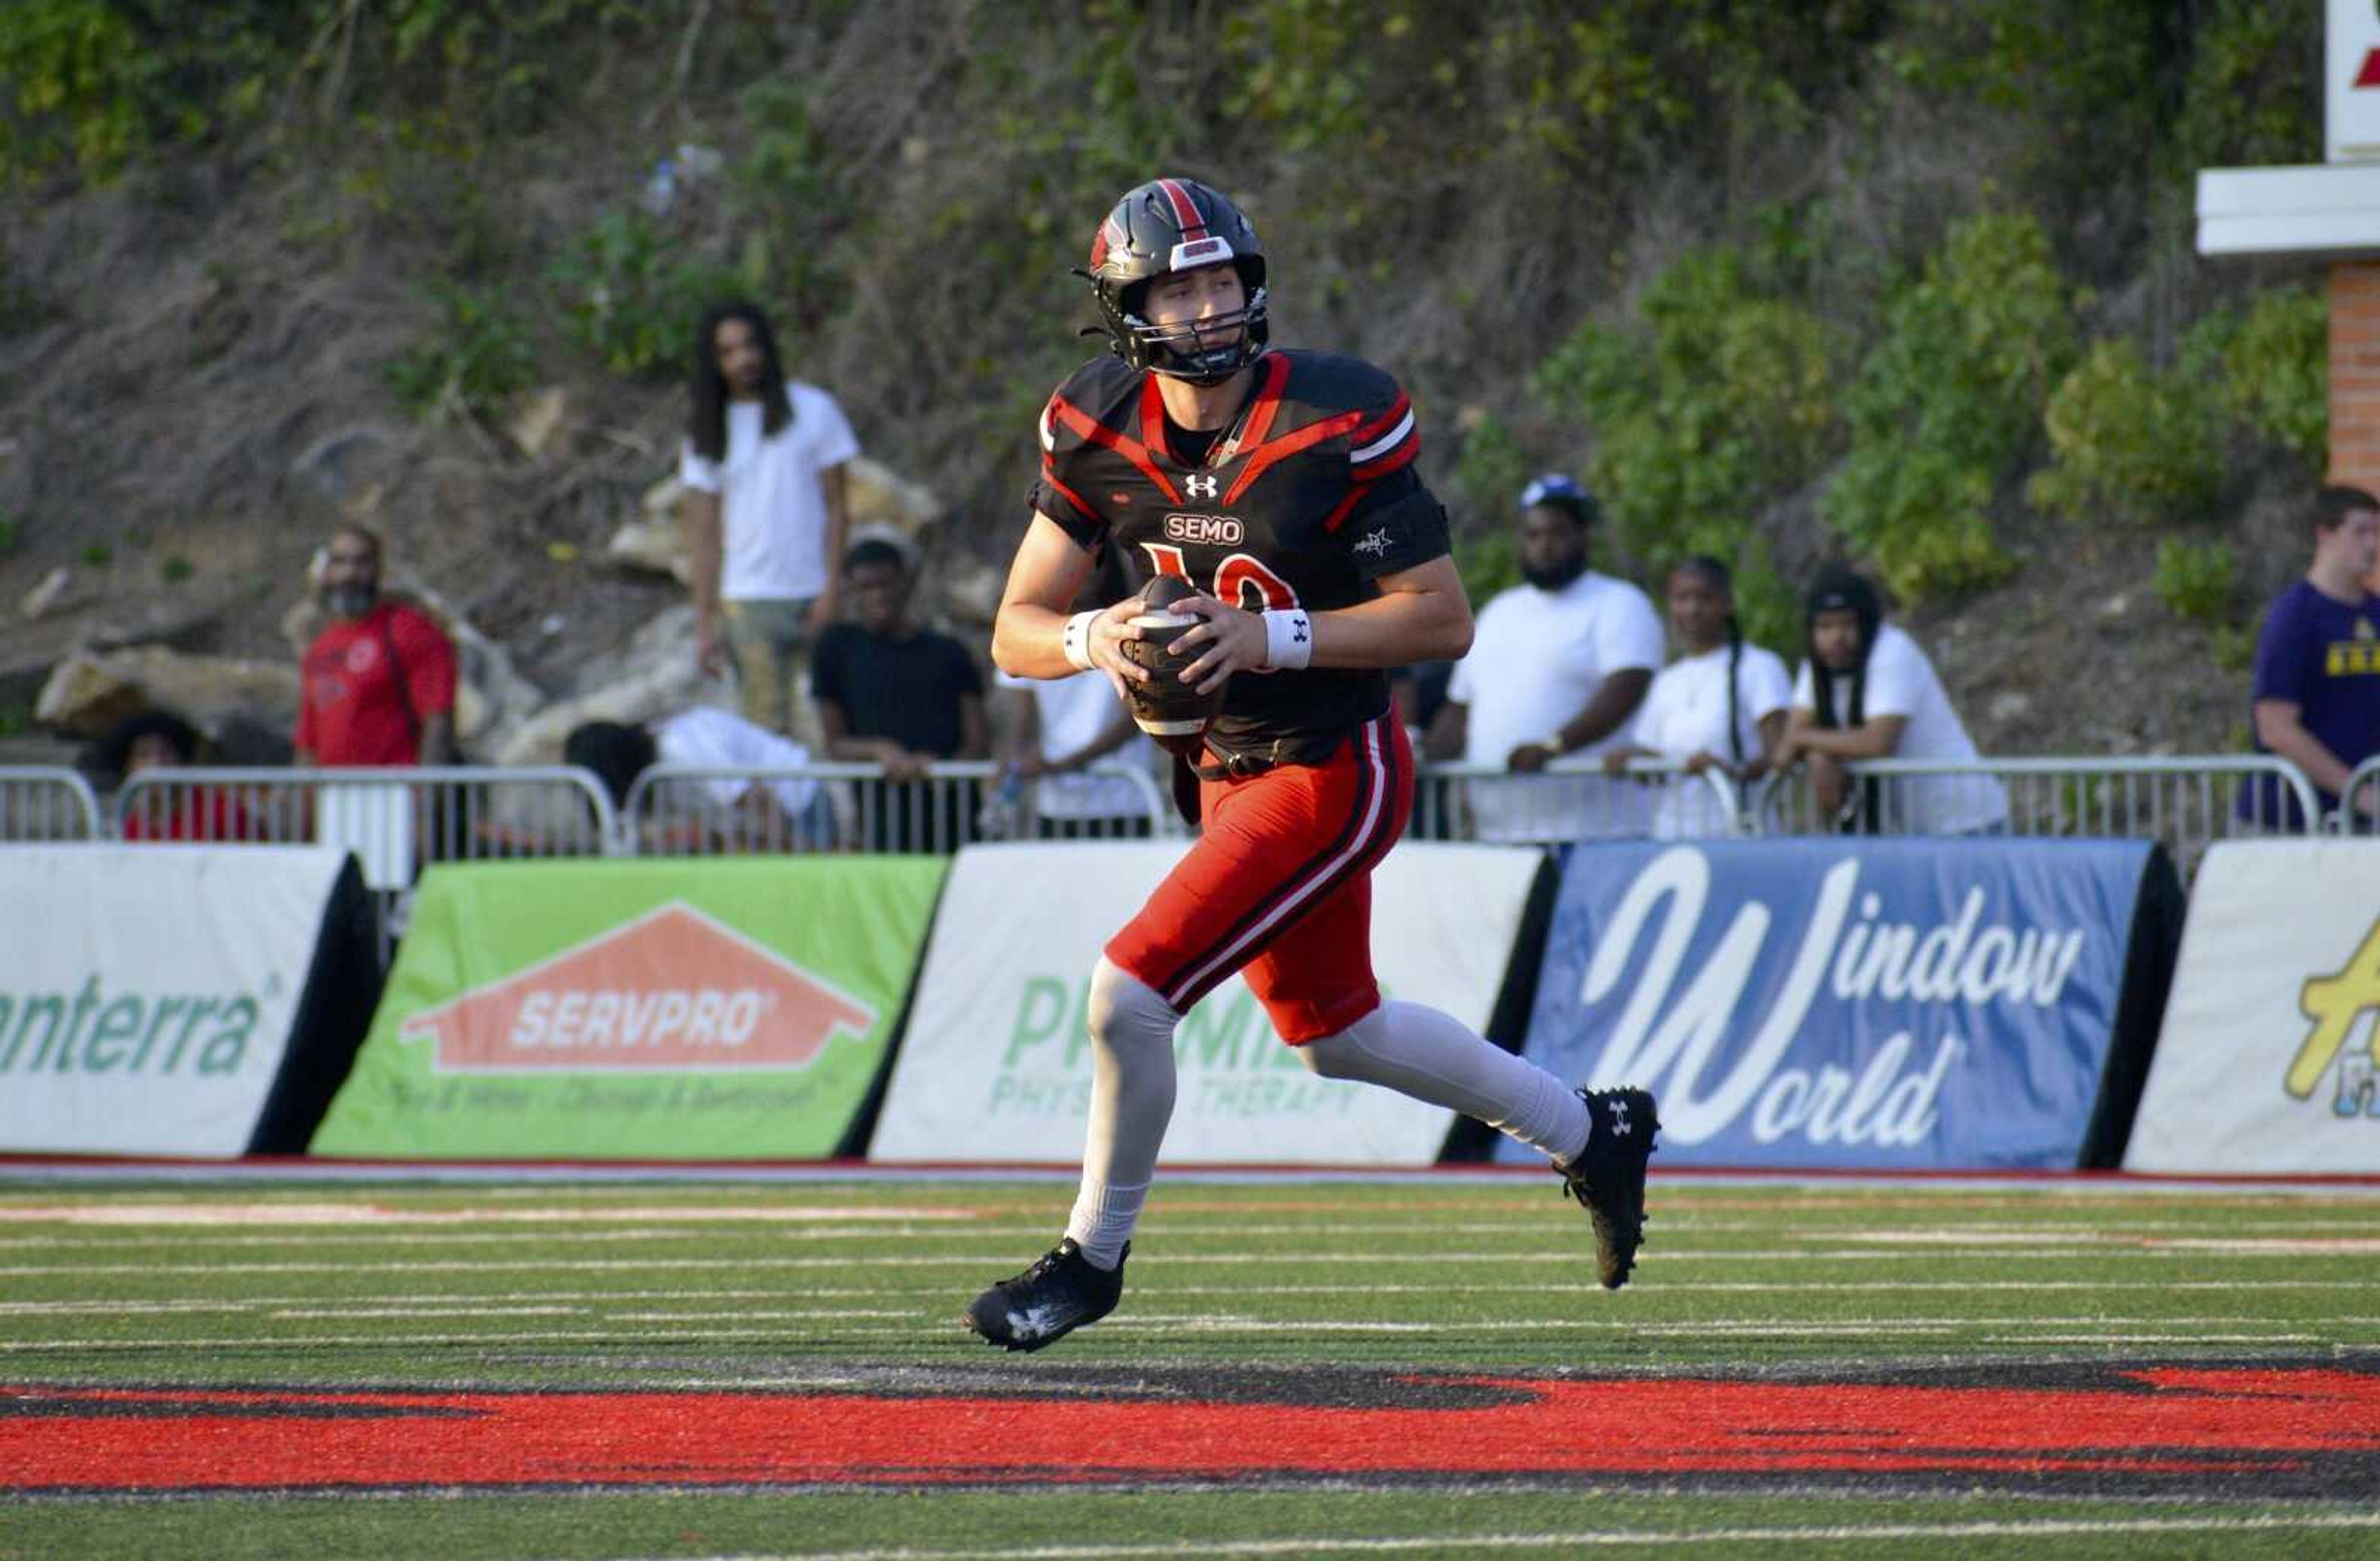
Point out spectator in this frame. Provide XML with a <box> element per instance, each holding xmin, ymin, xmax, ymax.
<box><xmin>681</xmin><ymin>301</ymin><xmax>860</xmax><ymax>740</ymax></box>
<box><xmin>2242</xmin><ymin>484</ymin><xmax>2380</xmax><ymax>829</ymax></box>
<box><xmin>100</xmin><ymin>709</ymin><xmax>263</xmax><ymax>842</ymax></box>
<box><xmin>990</xmin><ymin>545</ymin><xmax>1158</xmax><ymax>838</ymax></box>
<box><xmin>1772</xmin><ymin>566</ymin><xmax>2008</xmax><ymax>835</ymax></box>
<box><xmin>1600</xmin><ymin>556</ymin><xmax>1792</xmax><ymax>838</ymax></box>
<box><xmin>563</xmin><ymin>712</ymin><xmax>835</xmax><ymax>853</ymax></box>
<box><xmin>810</xmin><ymin>537</ymin><xmax>989</xmax><ymax>849</ymax></box>
<box><xmin>294</xmin><ymin>524</ymin><xmax>456</xmax><ymax>767</ymax></box>
<box><xmin>1424</xmin><ymin>474</ymin><xmax>1661</xmax><ymax>841</ymax></box>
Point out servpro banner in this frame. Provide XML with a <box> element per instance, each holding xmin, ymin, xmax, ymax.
<box><xmin>870</xmin><ymin>842</ymin><xmax>1546</xmax><ymax>1165</ymax></box>
<box><xmin>0</xmin><ymin>846</ymin><xmax>374</xmax><ymax>1157</ymax></box>
<box><xmin>1499</xmin><ymin>839</ymin><xmax>2179</xmax><ymax>1171</ymax></box>
<box><xmin>2127</xmin><ymin>841</ymin><xmax>2380</xmax><ymax>1174</ymax></box>
<box><xmin>311</xmin><ymin>857</ymin><xmax>945</xmax><ymax>1159</ymax></box>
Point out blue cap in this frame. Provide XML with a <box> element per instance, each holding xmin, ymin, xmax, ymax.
<box><xmin>1518</xmin><ymin>473</ymin><xmax>1596</xmax><ymax>522</ymax></box>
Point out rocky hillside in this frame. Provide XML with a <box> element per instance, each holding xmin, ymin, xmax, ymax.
<box><xmin>0</xmin><ymin>1</ymin><xmax>2335</xmax><ymax>770</ymax></box>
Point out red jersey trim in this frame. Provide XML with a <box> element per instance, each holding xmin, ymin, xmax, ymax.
<box><xmin>1222</xmin><ymin>408</ymin><xmax>1363</xmax><ymax>508</ymax></box>
<box><xmin>1051</xmin><ymin>394</ymin><xmax>1183</xmax><ymax>505</ymax></box>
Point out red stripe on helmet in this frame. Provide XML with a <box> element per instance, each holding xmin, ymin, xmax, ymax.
<box><xmin>1154</xmin><ymin>179</ymin><xmax>1209</xmax><ymax>243</ymax></box>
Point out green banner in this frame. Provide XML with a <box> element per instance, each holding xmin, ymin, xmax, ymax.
<box><xmin>311</xmin><ymin>857</ymin><xmax>945</xmax><ymax>1159</ymax></box>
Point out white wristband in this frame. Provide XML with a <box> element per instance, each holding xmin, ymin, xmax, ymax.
<box><xmin>1062</xmin><ymin>609</ymin><xmax>1098</xmax><ymax>673</ymax></box>
<box><xmin>1261</xmin><ymin>609</ymin><xmax>1314</xmax><ymax>671</ymax></box>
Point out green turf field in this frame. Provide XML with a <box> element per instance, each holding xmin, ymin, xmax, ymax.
<box><xmin>2</xmin><ymin>1171</ymin><xmax>2377</xmax><ymax>1559</ymax></box>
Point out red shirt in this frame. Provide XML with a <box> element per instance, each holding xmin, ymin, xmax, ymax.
<box><xmin>295</xmin><ymin>602</ymin><xmax>457</xmax><ymax>766</ymax></box>
<box><xmin>122</xmin><ymin>788</ymin><xmax>264</xmax><ymax>842</ymax></box>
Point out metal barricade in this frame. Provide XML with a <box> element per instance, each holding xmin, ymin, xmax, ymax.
<box><xmin>0</xmin><ymin>766</ymin><xmax>105</xmax><ymax>841</ymax></box>
<box><xmin>1409</xmin><ymin>758</ymin><xmax>1745</xmax><ymax>844</ymax></box>
<box><xmin>620</xmin><ymin>758</ymin><xmax>1176</xmax><ymax>856</ymax></box>
<box><xmin>2343</xmin><ymin>755</ymin><xmax>2380</xmax><ymax>836</ymax></box>
<box><xmin>1750</xmin><ymin>754</ymin><xmax>2322</xmax><ymax>876</ymax></box>
<box><xmin>113</xmin><ymin>766</ymin><xmax>623</xmax><ymax>876</ymax></box>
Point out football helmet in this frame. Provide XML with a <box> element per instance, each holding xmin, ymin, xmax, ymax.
<box><xmin>1085</xmin><ymin>177</ymin><xmax>1269</xmax><ymax>384</ymax></box>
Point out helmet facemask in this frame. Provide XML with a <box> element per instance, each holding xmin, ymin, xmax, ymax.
<box><xmin>1117</xmin><ymin>267</ymin><xmax>1269</xmax><ymax>386</ymax></box>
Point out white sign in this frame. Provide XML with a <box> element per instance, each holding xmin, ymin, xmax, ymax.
<box><xmin>0</xmin><ymin>846</ymin><xmax>350</xmax><ymax>1156</ymax></box>
<box><xmin>2331</xmin><ymin>0</ymin><xmax>2380</xmax><ymax>163</ymax></box>
<box><xmin>871</xmin><ymin>841</ymin><xmax>1545</xmax><ymax>1165</ymax></box>
<box><xmin>2126</xmin><ymin>841</ymin><xmax>2380</xmax><ymax>1174</ymax></box>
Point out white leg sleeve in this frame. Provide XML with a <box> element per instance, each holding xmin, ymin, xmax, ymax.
<box><xmin>1301</xmin><ymin>1000</ymin><xmax>1589</xmax><ymax>1165</ymax></box>
<box><xmin>1063</xmin><ymin>957</ymin><xmax>1179</xmax><ymax>1268</ymax></box>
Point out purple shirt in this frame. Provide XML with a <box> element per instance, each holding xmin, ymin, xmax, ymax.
<box><xmin>2244</xmin><ymin>580</ymin><xmax>2380</xmax><ymax>825</ymax></box>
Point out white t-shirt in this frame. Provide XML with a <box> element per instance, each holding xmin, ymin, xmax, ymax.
<box><xmin>994</xmin><ymin>670</ymin><xmax>1157</xmax><ymax>822</ymax></box>
<box><xmin>1447</xmin><ymin>571</ymin><xmax>1664</xmax><ymax>841</ymax></box>
<box><xmin>652</xmin><ymin>706</ymin><xmax>821</xmax><ymax>821</ymax></box>
<box><xmin>1790</xmin><ymin>622</ymin><xmax>2008</xmax><ymax>834</ymax></box>
<box><xmin>679</xmin><ymin>381</ymin><xmax>860</xmax><ymax>602</ymax></box>
<box><xmin>1629</xmin><ymin>641</ymin><xmax>1792</xmax><ymax>839</ymax></box>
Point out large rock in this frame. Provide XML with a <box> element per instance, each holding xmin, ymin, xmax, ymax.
<box><xmin>36</xmin><ymin>647</ymin><xmax>300</xmax><ymax>739</ymax></box>
<box><xmin>492</xmin><ymin>604</ymin><xmax>707</xmax><ymax>767</ymax></box>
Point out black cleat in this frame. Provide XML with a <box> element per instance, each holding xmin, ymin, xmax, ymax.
<box><xmin>1557</xmin><ymin>1087</ymin><xmax>1660</xmax><ymax>1289</ymax></box>
<box><xmin>962</xmin><ymin>1239</ymin><xmax>1126</xmax><ymax>1353</ymax></box>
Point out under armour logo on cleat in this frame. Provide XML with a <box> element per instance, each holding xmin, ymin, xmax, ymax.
<box><xmin>1608</xmin><ymin>1100</ymin><xmax>1632</xmax><ymax>1136</ymax></box>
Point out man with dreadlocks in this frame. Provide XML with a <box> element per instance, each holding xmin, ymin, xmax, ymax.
<box><xmin>1773</xmin><ymin>566</ymin><xmax>2007</xmax><ymax>835</ymax></box>
<box><xmin>1600</xmin><ymin>556</ymin><xmax>1791</xmax><ymax>838</ymax></box>
<box><xmin>679</xmin><ymin>301</ymin><xmax>860</xmax><ymax>739</ymax></box>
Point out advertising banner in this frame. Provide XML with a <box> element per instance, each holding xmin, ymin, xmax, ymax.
<box><xmin>2127</xmin><ymin>841</ymin><xmax>2380</xmax><ymax>1174</ymax></box>
<box><xmin>870</xmin><ymin>841</ymin><xmax>1546</xmax><ymax>1165</ymax></box>
<box><xmin>0</xmin><ymin>846</ymin><xmax>370</xmax><ymax>1157</ymax></box>
<box><xmin>1499</xmin><ymin>838</ymin><xmax>2176</xmax><ymax>1170</ymax></box>
<box><xmin>311</xmin><ymin>857</ymin><xmax>945</xmax><ymax>1159</ymax></box>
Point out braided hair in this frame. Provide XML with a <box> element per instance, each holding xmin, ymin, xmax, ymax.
<box><xmin>1804</xmin><ymin>565</ymin><xmax>1883</xmax><ymax>831</ymax></box>
<box><xmin>1673</xmin><ymin>555</ymin><xmax>1745</xmax><ymax>767</ymax></box>
<box><xmin>689</xmin><ymin>301</ymin><xmax>795</xmax><ymax>462</ymax></box>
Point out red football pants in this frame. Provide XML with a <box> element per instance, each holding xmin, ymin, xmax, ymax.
<box><xmin>1106</xmin><ymin>709</ymin><xmax>1412</xmax><ymax>1043</ymax></box>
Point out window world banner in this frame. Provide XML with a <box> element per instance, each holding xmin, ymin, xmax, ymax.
<box><xmin>1498</xmin><ymin>839</ymin><xmax>2179</xmax><ymax>1171</ymax></box>
<box><xmin>311</xmin><ymin>857</ymin><xmax>945</xmax><ymax>1159</ymax></box>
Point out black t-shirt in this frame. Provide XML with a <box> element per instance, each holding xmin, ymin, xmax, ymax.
<box><xmin>1026</xmin><ymin>347</ymin><xmax>1451</xmax><ymax>756</ymax></box>
<box><xmin>810</xmin><ymin>623</ymin><xmax>984</xmax><ymax>756</ymax></box>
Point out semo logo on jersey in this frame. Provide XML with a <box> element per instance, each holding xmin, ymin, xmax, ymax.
<box><xmin>1163</xmin><ymin>513</ymin><xmax>1243</xmax><ymax>546</ymax></box>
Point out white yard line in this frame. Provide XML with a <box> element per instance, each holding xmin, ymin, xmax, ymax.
<box><xmin>610</xmin><ymin>1512</ymin><xmax>2380</xmax><ymax>1561</ymax></box>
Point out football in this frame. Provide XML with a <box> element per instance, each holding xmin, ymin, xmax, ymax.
<box><xmin>1117</xmin><ymin>575</ymin><xmax>1227</xmax><ymax>757</ymax></box>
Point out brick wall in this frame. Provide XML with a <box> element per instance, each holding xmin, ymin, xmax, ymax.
<box><xmin>2332</xmin><ymin>261</ymin><xmax>2380</xmax><ymax>492</ymax></box>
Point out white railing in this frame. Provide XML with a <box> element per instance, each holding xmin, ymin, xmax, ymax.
<box><xmin>2342</xmin><ymin>755</ymin><xmax>2380</xmax><ymax>836</ymax></box>
<box><xmin>1410</xmin><ymin>756</ymin><xmax>1747</xmax><ymax>844</ymax></box>
<box><xmin>112</xmin><ymin>766</ymin><xmax>622</xmax><ymax>885</ymax></box>
<box><xmin>1750</xmin><ymin>754</ymin><xmax>2322</xmax><ymax>873</ymax></box>
<box><xmin>617</xmin><ymin>758</ymin><xmax>1176</xmax><ymax>856</ymax></box>
<box><xmin>0</xmin><ymin>766</ymin><xmax>104</xmax><ymax>841</ymax></box>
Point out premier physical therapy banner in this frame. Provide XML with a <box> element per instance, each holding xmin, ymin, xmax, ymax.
<box><xmin>870</xmin><ymin>842</ymin><xmax>1547</xmax><ymax>1165</ymax></box>
<box><xmin>311</xmin><ymin>857</ymin><xmax>945</xmax><ymax>1159</ymax></box>
<box><xmin>0</xmin><ymin>846</ymin><xmax>377</xmax><ymax>1156</ymax></box>
<box><xmin>2127</xmin><ymin>841</ymin><xmax>2380</xmax><ymax>1174</ymax></box>
<box><xmin>1499</xmin><ymin>839</ymin><xmax>2180</xmax><ymax>1171</ymax></box>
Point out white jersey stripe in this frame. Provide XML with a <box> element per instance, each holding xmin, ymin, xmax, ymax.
<box><xmin>1350</xmin><ymin>410</ymin><xmax>1415</xmax><ymax>466</ymax></box>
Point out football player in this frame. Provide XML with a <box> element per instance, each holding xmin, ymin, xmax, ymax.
<box><xmin>966</xmin><ymin>177</ymin><xmax>1660</xmax><ymax>1351</ymax></box>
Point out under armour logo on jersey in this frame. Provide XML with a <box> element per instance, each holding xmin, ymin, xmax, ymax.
<box><xmin>1352</xmin><ymin>528</ymin><xmax>1391</xmax><ymax>558</ymax></box>
<box><xmin>1184</xmin><ymin>472</ymin><xmax>1220</xmax><ymax>500</ymax></box>
<box><xmin>1606</xmin><ymin>1099</ymin><xmax>1632</xmax><ymax>1136</ymax></box>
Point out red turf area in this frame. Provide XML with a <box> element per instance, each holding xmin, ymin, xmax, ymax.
<box><xmin>7</xmin><ymin>1367</ymin><xmax>2378</xmax><ymax>1491</ymax></box>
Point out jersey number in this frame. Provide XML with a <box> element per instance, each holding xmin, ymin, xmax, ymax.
<box><xmin>1140</xmin><ymin>544</ymin><xmax>1300</xmax><ymax>610</ymax></box>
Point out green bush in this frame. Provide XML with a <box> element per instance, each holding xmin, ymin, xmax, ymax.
<box><xmin>1823</xmin><ymin>210</ymin><xmax>2077</xmax><ymax>599</ymax></box>
<box><xmin>2027</xmin><ymin>338</ymin><xmax>2223</xmax><ymax>528</ymax></box>
<box><xmin>1532</xmin><ymin>249</ymin><xmax>1839</xmax><ymax>567</ymax></box>
<box><xmin>160</xmin><ymin>554</ymin><xmax>192</xmax><ymax>582</ymax></box>
<box><xmin>2221</xmin><ymin>286</ymin><xmax>2328</xmax><ymax>469</ymax></box>
<box><xmin>80</xmin><ymin>542</ymin><xmax>111</xmax><ymax>567</ymax></box>
<box><xmin>0</xmin><ymin>514</ymin><xmax>19</xmax><ymax>554</ymax></box>
<box><xmin>383</xmin><ymin>282</ymin><xmax>537</xmax><ymax>421</ymax></box>
<box><xmin>548</xmin><ymin>210</ymin><xmax>746</xmax><ymax>379</ymax></box>
<box><xmin>2152</xmin><ymin>536</ymin><xmax>2237</xmax><ymax>626</ymax></box>
<box><xmin>2171</xmin><ymin>0</ymin><xmax>2319</xmax><ymax>174</ymax></box>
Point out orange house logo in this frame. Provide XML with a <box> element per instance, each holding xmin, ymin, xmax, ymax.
<box><xmin>399</xmin><ymin>902</ymin><xmax>876</xmax><ymax>1074</ymax></box>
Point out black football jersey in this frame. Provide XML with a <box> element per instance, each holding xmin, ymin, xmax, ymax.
<box><xmin>1026</xmin><ymin>348</ymin><xmax>1452</xmax><ymax>754</ymax></box>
